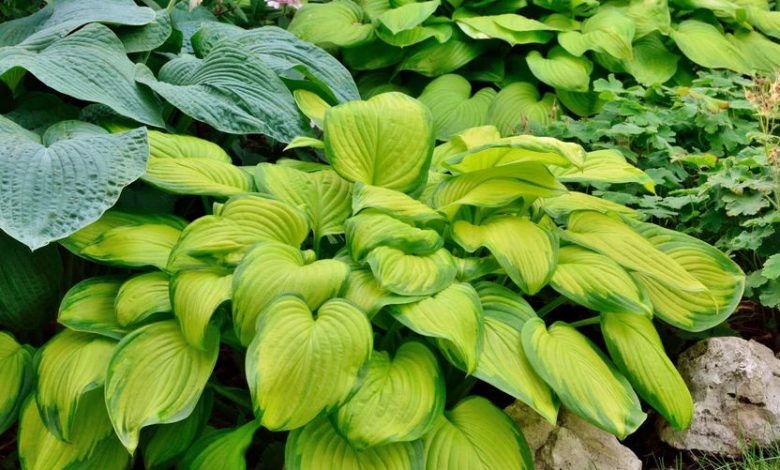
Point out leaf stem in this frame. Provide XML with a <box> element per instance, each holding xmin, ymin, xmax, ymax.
<box><xmin>537</xmin><ymin>295</ymin><xmax>568</xmax><ymax>317</ymax></box>
<box><xmin>166</xmin><ymin>0</ymin><xmax>179</xmax><ymax>13</ymax></box>
<box><xmin>570</xmin><ymin>315</ymin><xmax>602</xmax><ymax>328</ymax></box>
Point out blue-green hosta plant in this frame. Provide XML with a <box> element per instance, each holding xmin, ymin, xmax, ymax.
<box><xmin>0</xmin><ymin>92</ymin><xmax>744</xmax><ymax>468</ymax></box>
<box><xmin>286</xmin><ymin>0</ymin><xmax>780</xmax><ymax>137</ymax></box>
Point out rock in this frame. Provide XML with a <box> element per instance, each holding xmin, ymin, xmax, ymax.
<box><xmin>505</xmin><ymin>401</ymin><xmax>642</xmax><ymax>470</ymax></box>
<box><xmin>658</xmin><ymin>336</ymin><xmax>780</xmax><ymax>456</ymax></box>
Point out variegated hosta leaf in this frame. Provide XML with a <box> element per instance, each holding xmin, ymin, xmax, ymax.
<box><xmin>35</xmin><ymin>330</ymin><xmax>115</xmax><ymax>441</ymax></box>
<box><xmin>167</xmin><ymin>195</ymin><xmax>309</xmax><ymax>272</ymax></box>
<box><xmin>432</xmin><ymin>163</ymin><xmax>567</xmax><ymax>217</ymax></box>
<box><xmin>342</xmin><ymin>268</ymin><xmax>426</xmax><ymax>318</ymax></box>
<box><xmin>456</xmin><ymin>13</ymin><xmax>560</xmax><ymax>46</ymax></box>
<box><xmin>625</xmin><ymin>219</ymin><xmax>745</xmax><ymax>332</ymax></box>
<box><xmin>180</xmin><ymin>420</ymin><xmax>260</xmax><ymax>470</ymax></box>
<box><xmin>345</xmin><ymin>212</ymin><xmax>443</xmax><ymax>261</ymax></box>
<box><xmin>601</xmin><ymin>312</ymin><xmax>693</xmax><ymax>430</ymax></box>
<box><xmin>172</xmin><ymin>268</ymin><xmax>232</xmax><ymax>349</ymax></box>
<box><xmin>105</xmin><ymin>320</ymin><xmax>219</xmax><ymax>453</ymax></box>
<box><xmin>115</xmin><ymin>271</ymin><xmax>172</xmax><ymax>328</ymax></box>
<box><xmin>246</xmin><ymin>296</ymin><xmax>373</xmax><ymax>430</ymax></box>
<box><xmin>0</xmin><ymin>332</ymin><xmax>33</xmax><ymax>435</ymax></box>
<box><xmin>79</xmin><ymin>223</ymin><xmax>183</xmax><ymax>270</ymax></box>
<box><xmin>142</xmin><ymin>393</ymin><xmax>212</xmax><ymax>468</ymax></box>
<box><xmin>143</xmin><ymin>158</ymin><xmax>254</xmax><ymax>198</ymax></box>
<box><xmin>558</xmin><ymin>10</ymin><xmax>635</xmax><ymax>60</ymax></box>
<box><xmin>452</xmin><ymin>216</ymin><xmax>557</xmax><ymax>295</ymax></box>
<box><xmin>335</xmin><ymin>342</ymin><xmax>445</xmax><ymax>449</ymax></box>
<box><xmin>254</xmin><ymin>163</ymin><xmax>352</xmax><ymax>241</ymax></box>
<box><xmin>58</xmin><ymin>277</ymin><xmax>127</xmax><ymax>339</ymax></box>
<box><xmin>521</xmin><ymin>318</ymin><xmax>646</xmax><ymax>438</ymax></box>
<box><xmin>286</xmin><ymin>416</ymin><xmax>424</xmax><ymax>470</ymax></box>
<box><xmin>19</xmin><ymin>391</ymin><xmax>129</xmax><ymax>470</ymax></box>
<box><xmin>148</xmin><ymin>130</ymin><xmax>231</xmax><ymax>162</ymax></box>
<box><xmin>553</xmin><ymin>149</ymin><xmax>655</xmax><ymax>193</ymax></box>
<box><xmin>294</xmin><ymin>90</ymin><xmax>331</xmax><ymax>128</ymax></box>
<box><xmin>670</xmin><ymin>20</ymin><xmax>749</xmax><ymax>73</ymax></box>
<box><xmin>391</xmin><ymin>283</ymin><xmax>482</xmax><ymax>373</ymax></box>
<box><xmin>445</xmin><ymin>134</ymin><xmax>586</xmax><ymax>173</ymax></box>
<box><xmin>526</xmin><ymin>46</ymin><xmax>593</xmax><ymax>92</ymax></box>
<box><xmin>539</xmin><ymin>191</ymin><xmax>637</xmax><ymax>219</ymax></box>
<box><xmin>486</xmin><ymin>82</ymin><xmax>558</xmax><ymax>136</ymax></box>
<box><xmin>423</xmin><ymin>396</ymin><xmax>534</xmax><ymax>470</ymax></box>
<box><xmin>324</xmin><ymin>92</ymin><xmax>434</xmax><ymax>194</ymax></box>
<box><xmin>232</xmin><ymin>241</ymin><xmax>350</xmax><ymax>346</ymax></box>
<box><xmin>472</xmin><ymin>282</ymin><xmax>558</xmax><ymax>423</ymax></box>
<box><xmin>352</xmin><ymin>182</ymin><xmax>446</xmax><ymax>229</ymax></box>
<box><xmin>562</xmin><ymin>211</ymin><xmax>706</xmax><ymax>292</ymax></box>
<box><xmin>288</xmin><ymin>0</ymin><xmax>375</xmax><ymax>48</ymax></box>
<box><xmin>367</xmin><ymin>246</ymin><xmax>457</xmax><ymax>296</ymax></box>
<box><xmin>455</xmin><ymin>256</ymin><xmax>502</xmax><ymax>282</ymax></box>
<box><xmin>551</xmin><ymin>245</ymin><xmax>653</xmax><ymax>316</ymax></box>
<box><xmin>417</xmin><ymin>74</ymin><xmax>497</xmax><ymax>140</ymax></box>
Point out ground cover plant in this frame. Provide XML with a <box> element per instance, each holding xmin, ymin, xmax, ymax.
<box><xmin>0</xmin><ymin>0</ymin><xmax>759</xmax><ymax>469</ymax></box>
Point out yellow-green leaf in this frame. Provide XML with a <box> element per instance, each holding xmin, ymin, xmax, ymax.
<box><xmin>142</xmin><ymin>392</ymin><xmax>212</xmax><ymax>468</ymax></box>
<box><xmin>367</xmin><ymin>246</ymin><xmax>457</xmax><ymax>296</ymax></box>
<box><xmin>445</xmin><ymin>134</ymin><xmax>585</xmax><ymax>173</ymax></box>
<box><xmin>539</xmin><ymin>191</ymin><xmax>637</xmax><ymax>219</ymax></box>
<box><xmin>115</xmin><ymin>271</ymin><xmax>171</xmax><ymax>328</ymax></box>
<box><xmin>0</xmin><ymin>332</ymin><xmax>32</xmax><ymax>435</ymax></box>
<box><xmin>526</xmin><ymin>46</ymin><xmax>593</xmax><ymax>92</ymax></box>
<box><xmin>670</xmin><ymin>20</ymin><xmax>749</xmax><ymax>73</ymax></box>
<box><xmin>294</xmin><ymin>89</ymin><xmax>331</xmax><ymax>128</ymax></box>
<box><xmin>346</xmin><ymin>211</ymin><xmax>443</xmax><ymax>261</ymax></box>
<box><xmin>58</xmin><ymin>277</ymin><xmax>127</xmax><ymax>339</ymax></box>
<box><xmin>417</xmin><ymin>74</ymin><xmax>497</xmax><ymax>140</ymax></box>
<box><xmin>352</xmin><ymin>182</ymin><xmax>446</xmax><ymax>229</ymax></box>
<box><xmin>342</xmin><ymin>267</ymin><xmax>426</xmax><ymax>318</ymax></box>
<box><xmin>172</xmin><ymin>268</ymin><xmax>232</xmax><ymax>349</ymax></box>
<box><xmin>288</xmin><ymin>0</ymin><xmax>375</xmax><ymax>48</ymax></box>
<box><xmin>486</xmin><ymin>82</ymin><xmax>558</xmax><ymax>135</ymax></box>
<box><xmin>80</xmin><ymin>223</ymin><xmax>182</xmax><ymax>270</ymax></box>
<box><xmin>553</xmin><ymin>149</ymin><xmax>655</xmax><ymax>193</ymax></box>
<box><xmin>148</xmin><ymin>131</ymin><xmax>231</xmax><ymax>162</ymax></box>
<box><xmin>143</xmin><ymin>157</ymin><xmax>254</xmax><ymax>197</ymax></box>
<box><xmin>180</xmin><ymin>420</ymin><xmax>260</xmax><ymax>470</ymax></box>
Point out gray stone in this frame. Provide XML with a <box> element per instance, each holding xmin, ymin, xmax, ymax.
<box><xmin>658</xmin><ymin>336</ymin><xmax>780</xmax><ymax>456</ymax></box>
<box><xmin>505</xmin><ymin>401</ymin><xmax>642</xmax><ymax>470</ymax></box>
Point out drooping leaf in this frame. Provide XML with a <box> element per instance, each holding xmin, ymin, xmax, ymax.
<box><xmin>105</xmin><ymin>320</ymin><xmax>219</xmax><ymax>453</ymax></box>
<box><xmin>445</xmin><ymin>133</ymin><xmax>585</xmax><ymax>172</ymax></box>
<box><xmin>423</xmin><ymin>396</ymin><xmax>534</xmax><ymax>470</ymax></box>
<box><xmin>116</xmin><ymin>9</ymin><xmax>173</xmax><ymax>54</ymax></box>
<box><xmin>342</xmin><ymin>268</ymin><xmax>427</xmax><ymax>318</ymax></box>
<box><xmin>397</xmin><ymin>37</ymin><xmax>488</xmax><ymax>77</ymax></box>
<box><xmin>378</xmin><ymin>1</ymin><xmax>440</xmax><ymax>34</ymax></box>
<box><xmin>601</xmin><ymin>312</ymin><xmax>693</xmax><ymax>430</ymax></box>
<box><xmin>141</xmin><ymin>392</ymin><xmax>212</xmax><ymax>468</ymax></box>
<box><xmin>670</xmin><ymin>20</ymin><xmax>749</xmax><ymax>73</ymax></box>
<box><xmin>346</xmin><ymin>212</ymin><xmax>444</xmax><ymax>261</ymax></box>
<box><xmin>79</xmin><ymin>223</ymin><xmax>182</xmax><ymax>270</ymax></box>
<box><xmin>352</xmin><ymin>182</ymin><xmax>447</xmax><ymax>229</ymax></box>
<box><xmin>730</xmin><ymin>30</ymin><xmax>780</xmax><ymax>72</ymax></box>
<box><xmin>148</xmin><ymin>130</ymin><xmax>230</xmax><ymax>162</ymax></box>
<box><xmin>418</xmin><ymin>74</ymin><xmax>498</xmax><ymax>140</ymax></box>
<box><xmin>558</xmin><ymin>10</ymin><xmax>635</xmax><ymax>60</ymax></box>
<box><xmin>115</xmin><ymin>271</ymin><xmax>172</xmax><ymax>328</ymax></box>
<box><xmin>58</xmin><ymin>277</ymin><xmax>127</xmax><ymax>339</ymax></box>
<box><xmin>0</xmin><ymin>118</ymin><xmax>149</xmax><ymax>250</ymax></box>
<box><xmin>0</xmin><ymin>332</ymin><xmax>33</xmax><ymax>435</ymax></box>
<box><xmin>622</xmin><ymin>33</ymin><xmax>679</xmax><ymax>85</ymax></box>
<box><xmin>539</xmin><ymin>191</ymin><xmax>637</xmax><ymax>219</ymax></box>
<box><xmin>180</xmin><ymin>420</ymin><xmax>260</xmax><ymax>470</ymax></box>
<box><xmin>521</xmin><ymin>318</ymin><xmax>646</xmax><ymax>438</ymax></box>
<box><xmin>288</xmin><ymin>0</ymin><xmax>375</xmax><ymax>48</ymax></box>
<box><xmin>143</xmin><ymin>158</ymin><xmax>254</xmax><ymax>198</ymax></box>
<box><xmin>486</xmin><ymin>82</ymin><xmax>558</xmax><ymax>135</ymax></box>
<box><xmin>367</xmin><ymin>246</ymin><xmax>458</xmax><ymax>296</ymax></box>
<box><xmin>246</xmin><ymin>296</ymin><xmax>373</xmax><ymax>430</ymax></box>
<box><xmin>526</xmin><ymin>46</ymin><xmax>593</xmax><ymax>92</ymax></box>
<box><xmin>553</xmin><ymin>149</ymin><xmax>655</xmax><ymax>193</ymax></box>
<box><xmin>172</xmin><ymin>269</ymin><xmax>232</xmax><ymax>349</ymax></box>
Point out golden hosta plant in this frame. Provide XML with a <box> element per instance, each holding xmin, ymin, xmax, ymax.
<box><xmin>1</xmin><ymin>92</ymin><xmax>744</xmax><ymax>469</ymax></box>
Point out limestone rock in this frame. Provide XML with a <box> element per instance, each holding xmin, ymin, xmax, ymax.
<box><xmin>657</xmin><ymin>336</ymin><xmax>780</xmax><ymax>456</ymax></box>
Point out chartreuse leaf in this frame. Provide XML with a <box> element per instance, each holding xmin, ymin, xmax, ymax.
<box><xmin>455</xmin><ymin>13</ymin><xmax>560</xmax><ymax>46</ymax></box>
<box><xmin>397</xmin><ymin>37</ymin><xmax>487</xmax><ymax>77</ymax></box>
<box><xmin>553</xmin><ymin>149</ymin><xmax>655</xmax><ymax>192</ymax></box>
<box><xmin>144</xmin><ymin>158</ymin><xmax>254</xmax><ymax>198</ymax></box>
<box><xmin>294</xmin><ymin>90</ymin><xmax>330</xmax><ymax>127</ymax></box>
<box><xmin>324</xmin><ymin>92</ymin><xmax>434</xmax><ymax>194</ymax></box>
<box><xmin>521</xmin><ymin>318</ymin><xmax>646</xmax><ymax>438</ymax></box>
<box><xmin>391</xmin><ymin>283</ymin><xmax>482</xmax><ymax>373</ymax></box>
<box><xmin>334</xmin><ymin>342</ymin><xmax>445</xmax><ymax>449</ymax></box>
<box><xmin>558</xmin><ymin>10</ymin><xmax>635</xmax><ymax>60</ymax></box>
<box><xmin>417</xmin><ymin>74</ymin><xmax>497</xmax><ymax>140</ymax></box>
<box><xmin>376</xmin><ymin>18</ymin><xmax>452</xmax><ymax>48</ymax></box>
<box><xmin>424</xmin><ymin>396</ymin><xmax>534</xmax><ymax>470</ymax></box>
<box><xmin>288</xmin><ymin>0</ymin><xmax>375</xmax><ymax>48</ymax></box>
<box><xmin>623</xmin><ymin>33</ymin><xmax>679</xmax><ymax>86</ymax></box>
<box><xmin>352</xmin><ymin>182</ymin><xmax>446</xmax><ymax>229</ymax></box>
<box><xmin>526</xmin><ymin>46</ymin><xmax>593</xmax><ymax>92</ymax></box>
<box><xmin>730</xmin><ymin>30</ymin><xmax>780</xmax><ymax>72</ymax></box>
<box><xmin>247</xmin><ymin>296</ymin><xmax>373</xmax><ymax>430</ymax></box>
<box><xmin>142</xmin><ymin>392</ymin><xmax>211</xmax><ymax>468</ymax></box>
<box><xmin>472</xmin><ymin>282</ymin><xmax>558</xmax><ymax>423</ymax></box>
<box><xmin>551</xmin><ymin>246</ymin><xmax>653</xmax><ymax>316</ymax></box>
<box><xmin>19</xmin><ymin>390</ymin><xmax>129</xmax><ymax>470</ymax></box>
<box><xmin>58</xmin><ymin>277</ymin><xmax>127</xmax><ymax>339</ymax></box>
<box><xmin>148</xmin><ymin>130</ymin><xmax>230</xmax><ymax>162</ymax></box>
<box><xmin>180</xmin><ymin>420</ymin><xmax>260</xmax><ymax>470</ymax></box>
<box><xmin>378</xmin><ymin>1</ymin><xmax>439</xmax><ymax>34</ymax></box>
<box><xmin>35</xmin><ymin>330</ymin><xmax>115</xmax><ymax>441</ymax></box>
<box><xmin>626</xmin><ymin>219</ymin><xmax>745</xmax><ymax>332</ymax></box>
<box><xmin>540</xmin><ymin>191</ymin><xmax>637</xmax><ymax>218</ymax></box>
<box><xmin>255</xmin><ymin>163</ymin><xmax>352</xmax><ymax>241</ymax></box>
<box><xmin>446</xmin><ymin>134</ymin><xmax>585</xmax><ymax>173</ymax></box>
<box><xmin>172</xmin><ymin>268</ymin><xmax>232</xmax><ymax>349</ymax></box>
<box><xmin>105</xmin><ymin>321</ymin><xmax>218</xmax><ymax>454</ymax></box>
<box><xmin>367</xmin><ymin>247</ymin><xmax>458</xmax><ymax>296</ymax></box>
<box><xmin>453</xmin><ymin>217</ymin><xmax>557</xmax><ymax>295</ymax></box>
<box><xmin>286</xmin><ymin>416</ymin><xmax>424</xmax><ymax>470</ymax></box>
<box><xmin>232</xmin><ymin>241</ymin><xmax>350</xmax><ymax>346</ymax></box>
<box><xmin>135</xmin><ymin>39</ymin><xmax>305</xmax><ymax>143</ymax></box>
<box><xmin>0</xmin><ymin>24</ymin><xmax>164</xmax><ymax>127</ymax></box>
<box><xmin>0</xmin><ymin>332</ymin><xmax>32</xmax><ymax>435</ymax></box>
<box><xmin>115</xmin><ymin>272</ymin><xmax>171</xmax><ymax>328</ymax></box>
<box><xmin>670</xmin><ymin>20</ymin><xmax>749</xmax><ymax>73</ymax></box>
<box><xmin>486</xmin><ymin>82</ymin><xmax>558</xmax><ymax>135</ymax></box>
<box><xmin>0</xmin><ymin>118</ymin><xmax>149</xmax><ymax>250</ymax></box>
<box><xmin>342</xmin><ymin>268</ymin><xmax>426</xmax><ymax>318</ymax></box>
<box><xmin>745</xmin><ymin>6</ymin><xmax>780</xmax><ymax>40</ymax></box>
<box><xmin>433</xmin><ymin>163</ymin><xmax>567</xmax><ymax>217</ymax></box>
<box><xmin>346</xmin><ymin>212</ymin><xmax>443</xmax><ymax>261</ymax></box>
<box><xmin>562</xmin><ymin>211</ymin><xmax>706</xmax><ymax>292</ymax></box>
<box><xmin>601</xmin><ymin>312</ymin><xmax>693</xmax><ymax>430</ymax></box>
<box><xmin>80</xmin><ymin>223</ymin><xmax>182</xmax><ymax>270</ymax></box>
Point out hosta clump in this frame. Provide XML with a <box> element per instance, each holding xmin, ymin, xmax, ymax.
<box><xmin>1</xmin><ymin>92</ymin><xmax>744</xmax><ymax>469</ymax></box>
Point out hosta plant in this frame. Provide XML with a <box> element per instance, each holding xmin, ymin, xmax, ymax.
<box><xmin>0</xmin><ymin>91</ymin><xmax>744</xmax><ymax>469</ymax></box>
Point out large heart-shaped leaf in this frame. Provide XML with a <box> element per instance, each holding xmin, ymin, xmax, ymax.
<box><xmin>0</xmin><ymin>118</ymin><xmax>149</xmax><ymax>250</ymax></box>
<box><xmin>342</xmin><ymin>267</ymin><xmax>427</xmax><ymax>318</ymax></box>
<box><xmin>288</xmin><ymin>0</ymin><xmax>375</xmax><ymax>48</ymax></box>
<box><xmin>58</xmin><ymin>277</ymin><xmax>127</xmax><ymax>339</ymax></box>
<box><xmin>558</xmin><ymin>10</ymin><xmax>635</xmax><ymax>60</ymax></box>
<box><xmin>115</xmin><ymin>272</ymin><xmax>172</xmax><ymax>328</ymax></box>
<box><xmin>352</xmin><ymin>182</ymin><xmax>446</xmax><ymax>229</ymax></box>
<box><xmin>486</xmin><ymin>82</ymin><xmax>558</xmax><ymax>135</ymax></box>
<box><xmin>397</xmin><ymin>37</ymin><xmax>488</xmax><ymax>77</ymax></box>
<box><xmin>521</xmin><ymin>318</ymin><xmax>646</xmax><ymax>438</ymax></box>
<box><xmin>0</xmin><ymin>24</ymin><xmax>163</xmax><ymax>126</ymax></box>
<box><xmin>423</xmin><ymin>396</ymin><xmax>534</xmax><ymax>470</ymax></box>
<box><xmin>324</xmin><ymin>92</ymin><xmax>434</xmax><ymax>194</ymax></box>
<box><xmin>105</xmin><ymin>320</ymin><xmax>219</xmax><ymax>453</ymax></box>
<box><xmin>0</xmin><ymin>332</ymin><xmax>32</xmax><ymax>435</ymax></box>
<box><xmin>232</xmin><ymin>241</ymin><xmax>350</xmax><ymax>345</ymax></box>
<box><xmin>135</xmin><ymin>40</ymin><xmax>305</xmax><ymax>143</ymax></box>
<box><xmin>601</xmin><ymin>312</ymin><xmax>693</xmax><ymax>430</ymax></box>
<box><xmin>346</xmin><ymin>212</ymin><xmax>444</xmax><ymax>261</ymax></box>
<box><xmin>418</xmin><ymin>74</ymin><xmax>497</xmax><ymax>140</ymax></box>
<box><xmin>35</xmin><ymin>330</ymin><xmax>116</xmax><ymax>441</ymax></box>
<box><xmin>526</xmin><ymin>46</ymin><xmax>593</xmax><ymax>92</ymax></box>
<box><xmin>246</xmin><ymin>296</ymin><xmax>373</xmax><ymax>430</ymax></box>
<box><xmin>334</xmin><ymin>341</ymin><xmax>445</xmax><ymax>449</ymax></box>
<box><xmin>670</xmin><ymin>20</ymin><xmax>749</xmax><ymax>73</ymax></box>
<box><xmin>367</xmin><ymin>246</ymin><xmax>458</xmax><ymax>296</ymax></box>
